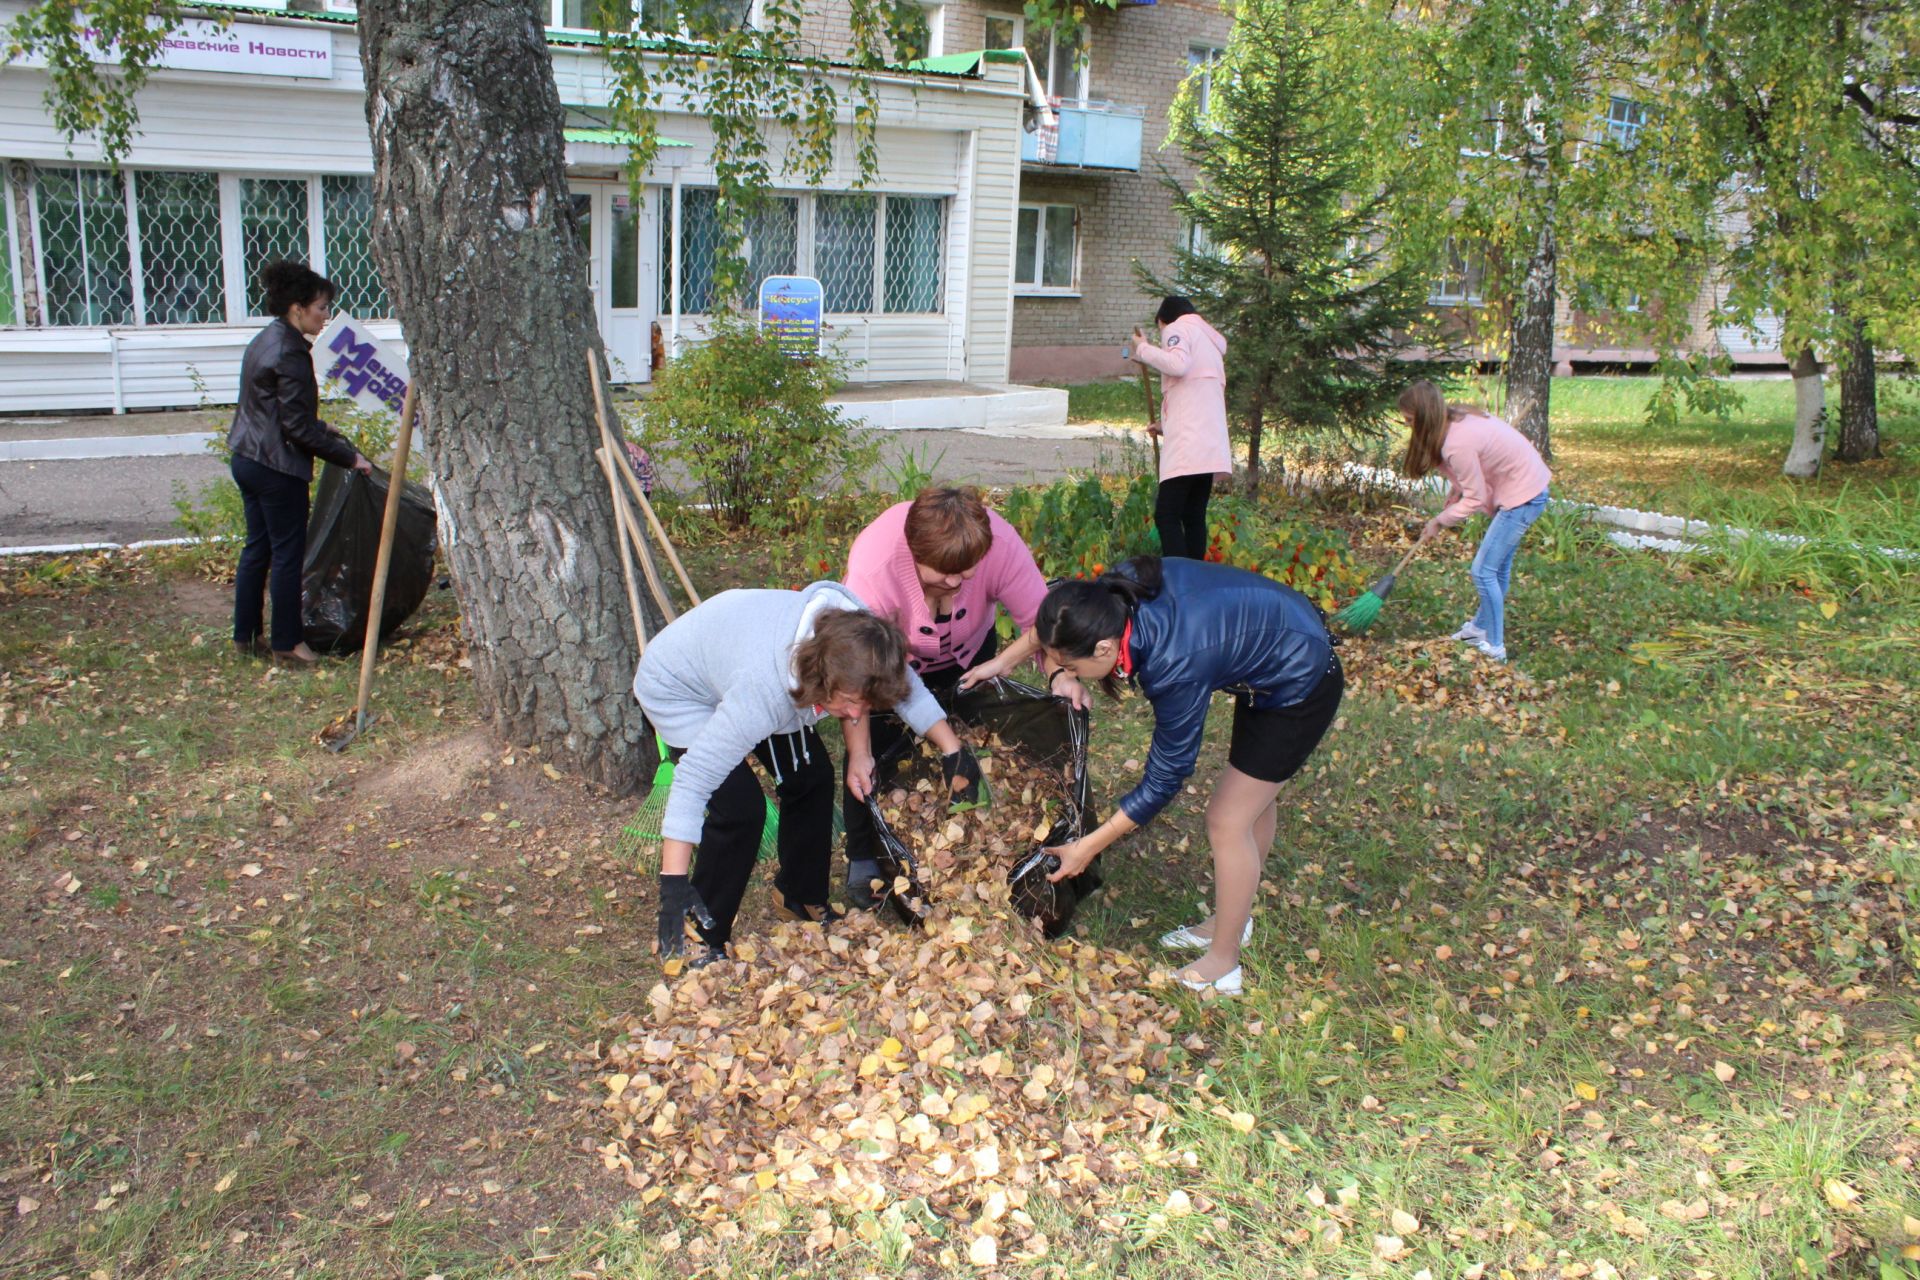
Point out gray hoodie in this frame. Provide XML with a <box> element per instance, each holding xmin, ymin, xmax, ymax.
<box><xmin>631</xmin><ymin>581</ymin><xmax>947</xmax><ymax>845</ymax></box>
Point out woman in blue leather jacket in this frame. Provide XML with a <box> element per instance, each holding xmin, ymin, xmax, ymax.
<box><xmin>1033</xmin><ymin>555</ymin><xmax>1343</xmax><ymax>995</ymax></box>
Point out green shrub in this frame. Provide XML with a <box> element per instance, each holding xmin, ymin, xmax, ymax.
<box><xmin>631</xmin><ymin>313</ymin><xmax>880</xmax><ymax>533</ymax></box>
<box><xmin>999</xmin><ymin>473</ymin><xmax>1364</xmax><ymax>613</ymax></box>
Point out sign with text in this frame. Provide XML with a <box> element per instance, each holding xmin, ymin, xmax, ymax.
<box><xmin>314</xmin><ymin>314</ymin><xmax>409</xmax><ymax>417</ymax></box>
<box><xmin>759</xmin><ymin>275</ymin><xmax>824</xmax><ymax>360</ymax></box>
<box><xmin>9</xmin><ymin>18</ymin><xmax>333</xmax><ymax>80</ymax></box>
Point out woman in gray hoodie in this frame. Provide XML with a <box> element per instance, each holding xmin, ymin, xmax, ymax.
<box><xmin>633</xmin><ymin>581</ymin><xmax>976</xmax><ymax>961</ymax></box>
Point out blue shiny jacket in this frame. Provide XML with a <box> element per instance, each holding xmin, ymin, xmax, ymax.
<box><xmin>1116</xmin><ymin>558</ymin><xmax>1333</xmax><ymax>825</ymax></box>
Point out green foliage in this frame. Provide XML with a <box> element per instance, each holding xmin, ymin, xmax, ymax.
<box><xmin>1145</xmin><ymin>0</ymin><xmax>1458</xmax><ymax>489</ymax></box>
<box><xmin>632</xmin><ymin>313</ymin><xmax>878</xmax><ymax>533</ymax></box>
<box><xmin>3</xmin><ymin>1</ymin><xmax>208</xmax><ymax>166</ymax></box>
<box><xmin>999</xmin><ymin>473</ymin><xmax>1364</xmax><ymax>613</ymax></box>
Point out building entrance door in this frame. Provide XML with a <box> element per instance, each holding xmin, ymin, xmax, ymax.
<box><xmin>569</xmin><ymin>181</ymin><xmax>655</xmax><ymax>384</ymax></box>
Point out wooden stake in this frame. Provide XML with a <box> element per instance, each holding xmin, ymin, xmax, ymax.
<box><xmin>587</xmin><ymin>353</ymin><xmax>703</xmax><ymax>608</ymax></box>
<box><xmin>1137</xmin><ymin>363</ymin><xmax>1161</xmax><ymax>472</ymax></box>
<box><xmin>352</xmin><ymin>385</ymin><xmax>418</xmax><ymax>732</ymax></box>
<box><xmin>594</xmin><ymin>443</ymin><xmax>647</xmax><ymax>656</ymax></box>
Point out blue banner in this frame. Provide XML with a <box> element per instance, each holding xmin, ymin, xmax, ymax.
<box><xmin>759</xmin><ymin>275</ymin><xmax>824</xmax><ymax>360</ymax></box>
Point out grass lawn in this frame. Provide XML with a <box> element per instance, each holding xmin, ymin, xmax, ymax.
<box><xmin>1058</xmin><ymin>375</ymin><xmax>1920</xmax><ymax>548</ymax></box>
<box><xmin>1</xmin><ymin>506</ymin><xmax>1917</xmax><ymax>1277</ymax></box>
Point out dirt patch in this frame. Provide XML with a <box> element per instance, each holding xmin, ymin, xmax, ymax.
<box><xmin>163</xmin><ymin>576</ymin><xmax>231</xmax><ymax>628</ymax></box>
<box><xmin>350</xmin><ymin>725</ymin><xmax>499</xmax><ymax>808</ymax></box>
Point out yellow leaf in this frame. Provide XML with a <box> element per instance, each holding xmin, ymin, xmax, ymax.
<box><xmin>755</xmin><ymin>1170</ymin><xmax>777</xmax><ymax>1191</ymax></box>
<box><xmin>213</xmin><ymin>1171</ymin><xmax>236</xmax><ymax>1194</ymax></box>
<box><xmin>1904</xmin><ymin>1213</ymin><xmax>1920</xmax><ymax>1237</ymax></box>
<box><xmin>968</xmin><ymin>1233</ymin><xmax>998</xmax><ymax>1266</ymax></box>
<box><xmin>1573</xmin><ymin>1081</ymin><xmax>1599</xmax><ymax>1101</ymax></box>
<box><xmin>1819</xmin><ymin>601</ymin><xmax>1838</xmax><ymax>619</ymax></box>
<box><xmin>1391</xmin><ymin>1208</ymin><xmax>1421</xmax><ymax>1234</ymax></box>
<box><xmin>1165</xmin><ymin>1189</ymin><xmax>1194</xmax><ymax>1217</ymax></box>
<box><xmin>1822</xmin><ymin>1178</ymin><xmax>1861</xmax><ymax>1211</ymax></box>
<box><xmin>1229</xmin><ymin>1110</ymin><xmax>1256</xmax><ymax>1134</ymax></box>
<box><xmin>1712</xmin><ymin>1060</ymin><xmax>1736</xmax><ymax>1084</ymax></box>
<box><xmin>879</xmin><ymin>1037</ymin><xmax>903</xmax><ymax>1059</ymax></box>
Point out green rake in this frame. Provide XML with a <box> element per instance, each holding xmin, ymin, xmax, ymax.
<box><xmin>619</xmin><ymin>733</ymin><xmax>842</xmax><ymax>869</ymax></box>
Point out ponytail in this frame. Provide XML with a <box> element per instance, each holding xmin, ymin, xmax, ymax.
<box><xmin>1036</xmin><ymin>557</ymin><xmax>1163</xmax><ymax>698</ymax></box>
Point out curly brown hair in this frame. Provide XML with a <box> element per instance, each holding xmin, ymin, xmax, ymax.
<box><xmin>903</xmin><ymin>487</ymin><xmax>994</xmax><ymax>575</ymax></box>
<box><xmin>790</xmin><ymin>610</ymin><xmax>912</xmax><ymax>710</ymax></box>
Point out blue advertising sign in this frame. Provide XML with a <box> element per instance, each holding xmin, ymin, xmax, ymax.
<box><xmin>759</xmin><ymin>275</ymin><xmax>824</xmax><ymax>360</ymax></box>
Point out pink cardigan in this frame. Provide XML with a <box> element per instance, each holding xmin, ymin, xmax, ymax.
<box><xmin>1437</xmin><ymin>412</ymin><xmax>1552</xmax><ymax>525</ymax></box>
<box><xmin>843</xmin><ymin>501</ymin><xmax>1048</xmax><ymax>674</ymax></box>
<box><xmin>1131</xmin><ymin>314</ymin><xmax>1234</xmax><ymax>482</ymax></box>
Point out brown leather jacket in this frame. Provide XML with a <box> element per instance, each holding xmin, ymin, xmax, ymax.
<box><xmin>226</xmin><ymin>318</ymin><xmax>359</xmax><ymax>480</ymax></box>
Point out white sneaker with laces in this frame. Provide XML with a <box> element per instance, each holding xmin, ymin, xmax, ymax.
<box><xmin>1451</xmin><ymin>620</ymin><xmax>1487</xmax><ymax>644</ymax></box>
<box><xmin>1159</xmin><ymin>919</ymin><xmax>1253</xmax><ymax>950</ymax></box>
<box><xmin>1474</xmin><ymin>639</ymin><xmax>1508</xmax><ymax>662</ymax></box>
<box><xmin>1177</xmin><ymin>965</ymin><xmax>1244</xmax><ymax>996</ymax></box>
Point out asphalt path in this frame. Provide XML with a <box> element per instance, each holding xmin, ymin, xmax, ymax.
<box><xmin>0</xmin><ymin>427</ymin><xmax>1131</xmax><ymax>552</ymax></box>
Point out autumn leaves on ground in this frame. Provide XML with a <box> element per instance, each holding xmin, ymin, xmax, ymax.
<box><xmin>2</xmin><ymin>458</ymin><xmax>1918</xmax><ymax>1278</ymax></box>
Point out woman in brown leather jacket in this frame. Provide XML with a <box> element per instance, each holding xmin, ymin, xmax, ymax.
<box><xmin>227</xmin><ymin>261</ymin><xmax>371</xmax><ymax>665</ymax></box>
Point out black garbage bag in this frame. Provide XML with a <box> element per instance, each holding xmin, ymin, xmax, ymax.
<box><xmin>301</xmin><ymin>461</ymin><xmax>437</xmax><ymax>653</ymax></box>
<box><xmin>864</xmin><ymin>675</ymin><xmax>1099</xmax><ymax>937</ymax></box>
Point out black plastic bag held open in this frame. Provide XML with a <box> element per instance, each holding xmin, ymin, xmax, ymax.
<box><xmin>865</xmin><ymin>675</ymin><xmax>1101</xmax><ymax>937</ymax></box>
<box><xmin>301</xmin><ymin>461</ymin><xmax>437</xmax><ymax>653</ymax></box>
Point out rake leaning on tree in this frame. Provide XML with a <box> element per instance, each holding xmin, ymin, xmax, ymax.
<box><xmin>631</xmin><ymin>583</ymin><xmax>976</xmax><ymax>963</ymax></box>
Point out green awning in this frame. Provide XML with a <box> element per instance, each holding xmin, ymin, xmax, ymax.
<box><xmin>564</xmin><ymin>128</ymin><xmax>690</xmax><ymax>147</ymax></box>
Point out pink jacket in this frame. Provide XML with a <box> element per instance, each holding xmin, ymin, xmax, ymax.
<box><xmin>843</xmin><ymin>501</ymin><xmax>1048</xmax><ymax>675</ymax></box>
<box><xmin>1132</xmin><ymin>314</ymin><xmax>1233</xmax><ymax>482</ymax></box>
<box><xmin>1436</xmin><ymin>412</ymin><xmax>1552</xmax><ymax>525</ymax></box>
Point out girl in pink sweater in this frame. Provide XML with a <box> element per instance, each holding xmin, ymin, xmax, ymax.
<box><xmin>1400</xmin><ymin>380</ymin><xmax>1552</xmax><ymax>662</ymax></box>
<box><xmin>1129</xmin><ymin>297</ymin><xmax>1233</xmax><ymax>559</ymax></box>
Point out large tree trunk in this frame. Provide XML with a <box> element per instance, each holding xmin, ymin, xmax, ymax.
<box><xmin>1782</xmin><ymin>344</ymin><xmax>1827</xmax><ymax>478</ymax></box>
<box><xmin>1505</xmin><ymin>201</ymin><xmax>1558</xmax><ymax>462</ymax></box>
<box><xmin>360</xmin><ymin>0</ymin><xmax>651</xmax><ymax>791</ymax></box>
<box><xmin>1835</xmin><ymin>313</ymin><xmax>1881</xmax><ymax>463</ymax></box>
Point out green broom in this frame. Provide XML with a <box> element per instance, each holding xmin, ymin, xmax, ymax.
<box><xmin>1333</xmin><ymin>542</ymin><xmax>1424</xmax><ymax>632</ymax></box>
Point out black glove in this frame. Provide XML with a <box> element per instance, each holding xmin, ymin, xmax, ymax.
<box><xmin>941</xmin><ymin>747</ymin><xmax>983</xmax><ymax>807</ymax></box>
<box><xmin>656</xmin><ymin>873</ymin><xmax>715</xmax><ymax>959</ymax></box>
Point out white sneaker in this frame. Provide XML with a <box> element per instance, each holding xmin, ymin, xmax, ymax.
<box><xmin>1159</xmin><ymin>919</ymin><xmax>1254</xmax><ymax>950</ymax></box>
<box><xmin>1451</xmin><ymin>621</ymin><xmax>1487</xmax><ymax>644</ymax></box>
<box><xmin>1177</xmin><ymin>965</ymin><xmax>1244</xmax><ymax>996</ymax></box>
<box><xmin>1474</xmin><ymin>639</ymin><xmax>1508</xmax><ymax>662</ymax></box>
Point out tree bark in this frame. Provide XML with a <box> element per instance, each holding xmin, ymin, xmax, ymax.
<box><xmin>359</xmin><ymin>0</ymin><xmax>651</xmax><ymax>791</ymax></box>
<box><xmin>1505</xmin><ymin>201</ymin><xmax>1558</xmax><ymax>462</ymax></box>
<box><xmin>1835</xmin><ymin>313</ymin><xmax>1881</xmax><ymax>463</ymax></box>
<box><xmin>1782</xmin><ymin>344</ymin><xmax>1827</xmax><ymax>478</ymax></box>
<box><xmin>1245</xmin><ymin>376</ymin><xmax>1267</xmax><ymax>498</ymax></box>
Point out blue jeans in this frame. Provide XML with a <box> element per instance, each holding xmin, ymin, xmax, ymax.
<box><xmin>232</xmin><ymin>455</ymin><xmax>311</xmax><ymax>652</ymax></box>
<box><xmin>1470</xmin><ymin>490</ymin><xmax>1548</xmax><ymax>651</ymax></box>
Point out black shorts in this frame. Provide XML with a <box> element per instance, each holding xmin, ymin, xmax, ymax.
<box><xmin>1226</xmin><ymin>656</ymin><xmax>1344</xmax><ymax>785</ymax></box>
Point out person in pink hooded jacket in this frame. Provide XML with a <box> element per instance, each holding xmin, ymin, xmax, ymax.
<box><xmin>1129</xmin><ymin>297</ymin><xmax>1233</xmax><ymax>559</ymax></box>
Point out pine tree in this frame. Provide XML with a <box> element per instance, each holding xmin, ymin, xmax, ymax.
<box><xmin>1142</xmin><ymin>0</ymin><xmax>1455</xmax><ymax>495</ymax></box>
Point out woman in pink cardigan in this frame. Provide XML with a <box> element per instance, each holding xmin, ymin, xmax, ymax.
<box><xmin>1129</xmin><ymin>297</ymin><xmax>1233</xmax><ymax>559</ymax></box>
<box><xmin>1400</xmin><ymin>380</ymin><xmax>1552</xmax><ymax>662</ymax></box>
<box><xmin>841</xmin><ymin>487</ymin><xmax>1068</xmax><ymax>906</ymax></box>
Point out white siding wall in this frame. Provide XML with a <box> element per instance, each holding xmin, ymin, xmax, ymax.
<box><xmin>0</xmin><ymin>5</ymin><xmax>1024</xmax><ymax>410</ymax></box>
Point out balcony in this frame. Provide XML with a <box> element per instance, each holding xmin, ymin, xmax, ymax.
<box><xmin>1021</xmin><ymin>100</ymin><xmax>1145</xmax><ymax>173</ymax></box>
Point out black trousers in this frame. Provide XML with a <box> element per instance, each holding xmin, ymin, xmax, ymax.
<box><xmin>840</xmin><ymin>627</ymin><xmax>997</xmax><ymax>876</ymax></box>
<box><xmin>1155</xmin><ymin>472</ymin><xmax>1214</xmax><ymax>560</ymax></box>
<box><xmin>680</xmin><ymin>725</ymin><xmax>835</xmax><ymax>948</ymax></box>
<box><xmin>231</xmin><ymin>455</ymin><xmax>311</xmax><ymax>651</ymax></box>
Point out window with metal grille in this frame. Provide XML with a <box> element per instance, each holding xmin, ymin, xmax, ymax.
<box><xmin>1604</xmin><ymin>95</ymin><xmax>1645</xmax><ymax>148</ymax></box>
<box><xmin>815</xmin><ymin>193</ymin><xmax>876</xmax><ymax>312</ymax></box>
<box><xmin>884</xmin><ymin>196</ymin><xmax>944</xmax><ymax>313</ymax></box>
<box><xmin>1428</xmin><ymin>236</ymin><xmax>1485</xmax><ymax>305</ymax></box>
<box><xmin>242</xmin><ymin>177</ymin><xmax>311</xmax><ymax>315</ymax></box>
<box><xmin>1</xmin><ymin>170</ymin><xmax>15</xmax><ymax>325</ymax></box>
<box><xmin>34</xmin><ymin>167</ymin><xmax>133</xmax><ymax>325</ymax></box>
<box><xmin>322</xmin><ymin>174</ymin><xmax>392</xmax><ymax>319</ymax></box>
<box><xmin>745</xmin><ymin>196</ymin><xmax>798</xmax><ymax>302</ymax></box>
<box><xmin>135</xmin><ymin>170</ymin><xmax>224</xmax><ymax>325</ymax></box>
<box><xmin>662</xmin><ymin>187</ymin><xmax>722</xmax><ymax>314</ymax></box>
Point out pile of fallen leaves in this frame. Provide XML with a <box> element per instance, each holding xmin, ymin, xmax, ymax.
<box><xmin>589</xmin><ymin>736</ymin><xmax>1198</xmax><ymax>1267</ymax></box>
<box><xmin>1343</xmin><ymin>636</ymin><xmax>1569</xmax><ymax>733</ymax></box>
